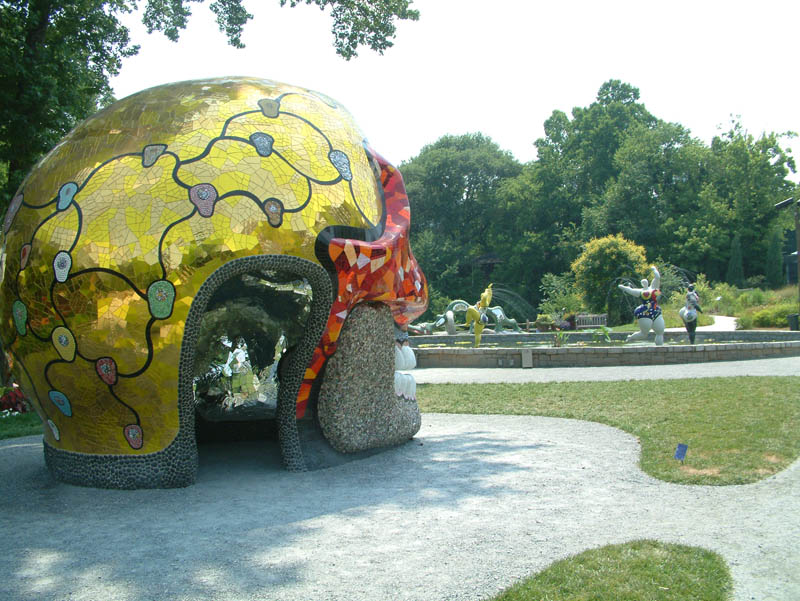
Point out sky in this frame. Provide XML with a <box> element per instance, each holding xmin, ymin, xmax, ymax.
<box><xmin>111</xmin><ymin>0</ymin><xmax>800</xmax><ymax>174</ymax></box>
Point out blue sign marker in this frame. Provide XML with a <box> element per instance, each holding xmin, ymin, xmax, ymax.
<box><xmin>674</xmin><ymin>443</ymin><xmax>688</xmax><ymax>462</ymax></box>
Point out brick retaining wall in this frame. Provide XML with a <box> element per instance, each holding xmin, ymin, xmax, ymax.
<box><xmin>414</xmin><ymin>340</ymin><xmax>800</xmax><ymax>369</ymax></box>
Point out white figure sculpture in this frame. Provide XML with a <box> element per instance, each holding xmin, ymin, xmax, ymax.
<box><xmin>618</xmin><ymin>266</ymin><xmax>665</xmax><ymax>346</ymax></box>
<box><xmin>394</xmin><ymin>326</ymin><xmax>418</xmax><ymax>400</ymax></box>
<box><xmin>678</xmin><ymin>284</ymin><xmax>703</xmax><ymax>344</ymax></box>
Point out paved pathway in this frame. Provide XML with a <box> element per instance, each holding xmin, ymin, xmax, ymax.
<box><xmin>414</xmin><ymin>356</ymin><xmax>799</xmax><ymax>384</ymax></box>
<box><xmin>2</xmin><ymin>408</ymin><xmax>798</xmax><ymax>601</ymax></box>
<box><xmin>666</xmin><ymin>314</ymin><xmax>738</xmax><ymax>332</ymax></box>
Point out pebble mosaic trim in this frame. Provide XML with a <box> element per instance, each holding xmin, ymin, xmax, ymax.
<box><xmin>44</xmin><ymin>255</ymin><xmax>333</xmax><ymax>486</ymax></box>
<box><xmin>180</xmin><ymin>255</ymin><xmax>333</xmax><ymax>473</ymax></box>
<box><xmin>0</xmin><ymin>77</ymin><xmax>428</xmax><ymax>487</ymax></box>
<box><xmin>317</xmin><ymin>303</ymin><xmax>421</xmax><ymax>453</ymax></box>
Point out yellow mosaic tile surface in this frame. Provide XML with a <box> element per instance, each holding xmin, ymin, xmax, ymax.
<box><xmin>0</xmin><ymin>77</ymin><xmax>383</xmax><ymax>455</ymax></box>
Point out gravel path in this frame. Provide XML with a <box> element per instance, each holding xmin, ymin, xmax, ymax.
<box><xmin>1</xmin><ymin>327</ymin><xmax>797</xmax><ymax>601</ymax></box>
<box><xmin>2</xmin><ymin>408</ymin><xmax>798</xmax><ymax>601</ymax></box>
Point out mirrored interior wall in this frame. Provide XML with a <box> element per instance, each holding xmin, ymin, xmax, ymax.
<box><xmin>192</xmin><ymin>271</ymin><xmax>313</xmax><ymax>422</ymax></box>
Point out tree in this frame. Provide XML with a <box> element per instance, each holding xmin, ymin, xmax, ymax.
<box><xmin>489</xmin><ymin>163</ymin><xmax>583</xmax><ymax>308</ymax></box>
<box><xmin>278</xmin><ymin>0</ymin><xmax>419</xmax><ymax>59</ymax></box>
<box><xmin>765</xmin><ymin>228</ymin><xmax>784</xmax><ymax>288</ymax></box>
<box><xmin>726</xmin><ymin>234</ymin><xmax>745</xmax><ymax>288</ymax></box>
<box><xmin>0</xmin><ymin>0</ymin><xmax>419</xmax><ymax>208</ymax></box>
<box><xmin>534</xmin><ymin>80</ymin><xmax>657</xmax><ymax>213</ymax></box>
<box><xmin>706</xmin><ymin>123</ymin><xmax>796</xmax><ymax>281</ymax></box>
<box><xmin>591</xmin><ymin>122</ymin><xmax>705</xmax><ymax>254</ymax></box>
<box><xmin>571</xmin><ymin>234</ymin><xmax>648</xmax><ymax>320</ymax></box>
<box><xmin>401</xmin><ymin>133</ymin><xmax>522</xmax><ymax>310</ymax></box>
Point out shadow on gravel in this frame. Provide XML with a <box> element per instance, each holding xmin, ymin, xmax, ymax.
<box><xmin>1</xmin><ymin>426</ymin><xmax>555</xmax><ymax>601</ymax></box>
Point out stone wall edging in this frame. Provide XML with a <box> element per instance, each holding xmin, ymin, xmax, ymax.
<box><xmin>415</xmin><ymin>340</ymin><xmax>800</xmax><ymax>369</ymax></box>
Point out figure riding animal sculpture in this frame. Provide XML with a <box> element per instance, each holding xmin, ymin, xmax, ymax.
<box><xmin>0</xmin><ymin>77</ymin><xmax>428</xmax><ymax>489</ymax></box>
<box><xmin>423</xmin><ymin>296</ymin><xmax>521</xmax><ymax>339</ymax></box>
<box><xmin>618</xmin><ymin>266</ymin><xmax>665</xmax><ymax>346</ymax></box>
<box><xmin>465</xmin><ymin>284</ymin><xmax>494</xmax><ymax>347</ymax></box>
<box><xmin>679</xmin><ymin>284</ymin><xmax>703</xmax><ymax>344</ymax></box>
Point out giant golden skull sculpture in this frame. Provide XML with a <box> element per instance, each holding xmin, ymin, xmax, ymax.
<box><xmin>0</xmin><ymin>77</ymin><xmax>428</xmax><ymax>488</ymax></box>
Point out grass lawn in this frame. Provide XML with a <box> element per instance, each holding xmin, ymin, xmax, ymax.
<box><xmin>0</xmin><ymin>411</ymin><xmax>43</xmax><ymax>440</ymax></box>
<box><xmin>417</xmin><ymin>376</ymin><xmax>800</xmax><ymax>485</ymax></box>
<box><xmin>491</xmin><ymin>540</ymin><xmax>732</xmax><ymax>601</ymax></box>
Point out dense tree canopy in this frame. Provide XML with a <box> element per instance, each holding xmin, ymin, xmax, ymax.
<box><xmin>401</xmin><ymin>133</ymin><xmax>522</xmax><ymax>312</ymax></box>
<box><xmin>401</xmin><ymin>81</ymin><xmax>797</xmax><ymax>320</ymax></box>
<box><xmin>0</xmin><ymin>0</ymin><xmax>418</xmax><ymax>205</ymax></box>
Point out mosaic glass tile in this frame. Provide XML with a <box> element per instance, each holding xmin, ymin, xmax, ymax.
<box><xmin>0</xmin><ymin>77</ymin><xmax>427</xmax><ymax>485</ymax></box>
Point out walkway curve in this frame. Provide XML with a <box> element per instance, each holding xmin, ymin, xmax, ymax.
<box><xmin>1</xmin><ymin>346</ymin><xmax>797</xmax><ymax>601</ymax></box>
<box><xmin>1</xmin><ymin>412</ymin><xmax>798</xmax><ymax>601</ymax></box>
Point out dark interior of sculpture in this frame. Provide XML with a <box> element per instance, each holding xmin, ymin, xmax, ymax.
<box><xmin>192</xmin><ymin>271</ymin><xmax>312</xmax><ymax>440</ymax></box>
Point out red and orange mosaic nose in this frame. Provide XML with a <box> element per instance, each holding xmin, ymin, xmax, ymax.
<box><xmin>296</xmin><ymin>149</ymin><xmax>428</xmax><ymax>418</ymax></box>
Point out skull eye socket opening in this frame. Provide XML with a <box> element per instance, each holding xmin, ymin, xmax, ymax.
<box><xmin>192</xmin><ymin>271</ymin><xmax>312</xmax><ymax>433</ymax></box>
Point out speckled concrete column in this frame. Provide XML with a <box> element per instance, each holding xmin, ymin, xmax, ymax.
<box><xmin>317</xmin><ymin>302</ymin><xmax>421</xmax><ymax>453</ymax></box>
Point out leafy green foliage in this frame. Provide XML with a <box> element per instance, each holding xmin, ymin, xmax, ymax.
<box><xmin>0</xmin><ymin>0</ymin><xmax>418</xmax><ymax>209</ymax></box>
<box><xmin>403</xmin><ymin>81</ymin><xmax>795</xmax><ymax>319</ymax></box>
<box><xmin>590</xmin><ymin>325</ymin><xmax>612</xmax><ymax>344</ymax></box>
<box><xmin>401</xmin><ymin>133</ymin><xmax>522</xmax><ymax>314</ymax></box>
<box><xmin>726</xmin><ymin>234</ymin><xmax>745</xmax><ymax>288</ymax></box>
<box><xmin>751</xmin><ymin>303</ymin><xmax>797</xmax><ymax>328</ymax></box>
<box><xmin>537</xmin><ymin>272</ymin><xmax>583</xmax><ymax>318</ymax></box>
<box><xmin>281</xmin><ymin>0</ymin><xmax>419</xmax><ymax>59</ymax></box>
<box><xmin>766</xmin><ymin>228</ymin><xmax>784</xmax><ymax>288</ymax></box>
<box><xmin>571</xmin><ymin>234</ymin><xmax>648</xmax><ymax>313</ymax></box>
<box><xmin>0</xmin><ymin>411</ymin><xmax>42</xmax><ymax>440</ymax></box>
<box><xmin>0</xmin><ymin>0</ymin><xmax>138</xmax><ymax>202</ymax></box>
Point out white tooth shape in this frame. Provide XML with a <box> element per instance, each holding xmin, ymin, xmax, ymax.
<box><xmin>400</xmin><ymin>373</ymin><xmax>411</xmax><ymax>399</ymax></box>
<box><xmin>394</xmin><ymin>370</ymin><xmax>404</xmax><ymax>398</ymax></box>
<box><xmin>401</xmin><ymin>345</ymin><xmax>417</xmax><ymax>370</ymax></box>
<box><xmin>393</xmin><ymin>372</ymin><xmax>417</xmax><ymax>400</ymax></box>
<box><xmin>407</xmin><ymin>374</ymin><xmax>417</xmax><ymax>400</ymax></box>
<box><xmin>395</xmin><ymin>345</ymin><xmax>404</xmax><ymax>371</ymax></box>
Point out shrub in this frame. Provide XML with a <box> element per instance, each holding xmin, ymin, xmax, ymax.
<box><xmin>751</xmin><ymin>303</ymin><xmax>797</xmax><ymax>328</ymax></box>
<box><xmin>736</xmin><ymin>314</ymin><xmax>753</xmax><ymax>330</ymax></box>
<box><xmin>738</xmin><ymin>288</ymin><xmax>768</xmax><ymax>308</ymax></box>
<box><xmin>571</xmin><ymin>234</ymin><xmax>648</xmax><ymax>316</ymax></box>
<box><xmin>746</xmin><ymin>274</ymin><xmax>767</xmax><ymax>290</ymax></box>
<box><xmin>706</xmin><ymin>281</ymin><xmax>741</xmax><ymax>315</ymax></box>
<box><xmin>537</xmin><ymin>272</ymin><xmax>583</xmax><ymax>318</ymax></box>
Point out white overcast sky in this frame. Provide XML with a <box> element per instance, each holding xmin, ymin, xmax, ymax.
<box><xmin>112</xmin><ymin>0</ymin><xmax>799</xmax><ymax>174</ymax></box>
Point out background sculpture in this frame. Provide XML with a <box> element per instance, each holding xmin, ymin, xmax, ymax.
<box><xmin>0</xmin><ymin>77</ymin><xmax>428</xmax><ymax>488</ymax></box>
<box><xmin>417</xmin><ymin>286</ymin><xmax>521</xmax><ymax>341</ymax></box>
<box><xmin>679</xmin><ymin>284</ymin><xmax>703</xmax><ymax>344</ymax></box>
<box><xmin>618</xmin><ymin>266</ymin><xmax>665</xmax><ymax>345</ymax></box>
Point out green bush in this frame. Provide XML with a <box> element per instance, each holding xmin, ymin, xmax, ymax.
<box><xmin>736</xmin><ymin>313</ymin><xmax>753</xmax><ymax>330</ymax></box>
<box><xmin>537</xmin><ymin>272</ymin><xmax>583</xmax><ymax>318</ymax></box>
<box><xmin>705</xmin><ymin>281</ymin><xmax>741</xmax><ymax>315</ymax></box>
<box><xmin>738</xmin><ymin>288</ymin><xmax>767</xmax><ymax>308</ymax></box>
<box><xmin>571</xmin><ymin>235</ymin><xmax>648</xmax><ymax>313</ymax></box>
<box><xmin>751</xmin><ymin>303</ymin><xmax>797</xmax><ymax>328</ymax></box>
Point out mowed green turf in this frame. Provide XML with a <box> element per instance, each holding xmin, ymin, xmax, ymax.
<box><xmin>417</xmin><ymin>376</ymin><xmax>800</xmax><ymax>485</ymax></box>
<box><xmin>490</xmin><ymin>540</ymin><xmax>732</xmax><ymax>601</ymax></box>
<box><xmin>0</xmin><ymin>411</ymin><xmax>43</xmax><ymax>440</ymax></box>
